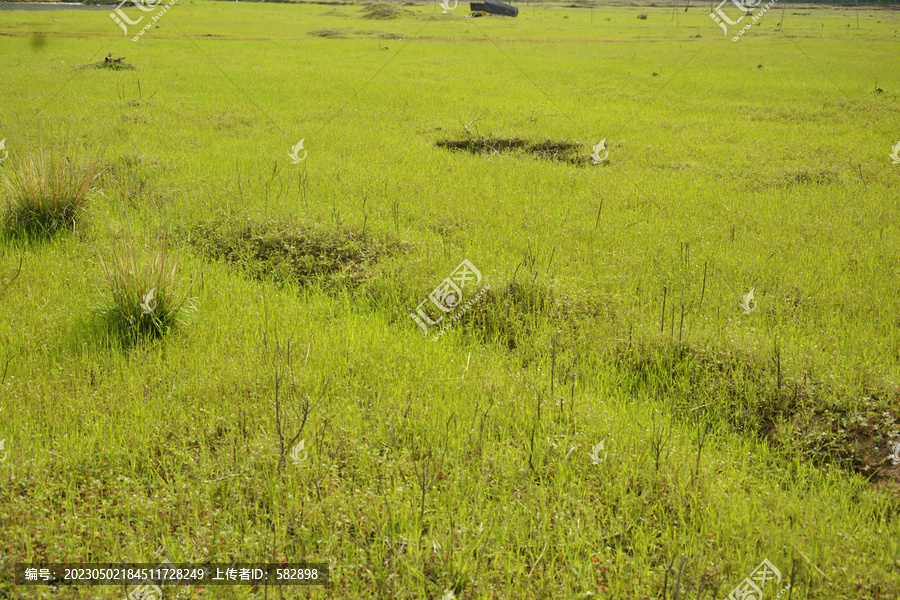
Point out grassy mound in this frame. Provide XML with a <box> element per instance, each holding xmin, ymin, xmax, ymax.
<box><xmin>183</xmin><ymin>217</ymin><xmax>400</xmax><ymax>290</ymax></box>
<box><xmin>361</xmin><ymin>2</ymin><xmax>414</xmax><ymax>19</ymax></box>
<box><xmin>1</xmin><ymin>149</ymin><xmax>101</xmax><ymax>238</ymax></box>
<box><xmin>98</xmin><ymin>236</ymin><xmax>195</xmax><ymax>342</ymax></box>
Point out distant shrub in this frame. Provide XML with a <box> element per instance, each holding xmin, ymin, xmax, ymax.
<box><xmin>1</xmin><ymin>149</ymin><xmax>102</xmax><ymax>238</ymax></box>
<box><xmin>184</xmin><ymin>217</ymin><xmax>398</xmax><ymax>290</ymax></box>
<box><xmin>98</xmin><ymin>236</ymin><xmax>194</xmax><ymax>341</ymax></box>
<box><xmin>638</xmin><ymin>12</ymin><xmax>648</xmax><ymax>19</ymax></box>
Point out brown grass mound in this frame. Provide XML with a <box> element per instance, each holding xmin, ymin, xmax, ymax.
<box><xmin>361</xmin><ymin>3</ymin><xmax>413</xmax><ymax>19</ymax></box>
<box><xmin>184</xmin><ymin>218</ymin><xmax>400</xmax><ymax>290</ymax></box>
<box><xmin>437</xmin><ymin>137</ymin><xmax>589</xmax><ymax>165</ymax></box>
<box><xmin>309</xmin><ymin>28</ymin><xmax>349</xmax><ymax>38</ymax></box>
<box><xmin>81</xmin><ymin>54</ymin><xmax>136</xmax><ymax>71</ymax></box>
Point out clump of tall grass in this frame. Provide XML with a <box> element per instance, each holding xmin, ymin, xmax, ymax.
<box><xmin>98</xmin><ymin>237</ymin><xmax>194</xmax><ymax>340</ymax></box>
<box><xmin>1</xmin><ymin>149</ymin><xmax>102</xmax><ymax>237</ymax></box>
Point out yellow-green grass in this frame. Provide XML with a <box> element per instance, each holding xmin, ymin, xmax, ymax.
<box><xmin>1</xmin><ymin>150</ymin><xmax>101</xmax><ymax>238</ymax></box>
<box><xmin>0</xmin><ymin>1</ymin><xmax>899</xmax><ymax>597</ymax></box>
<box><xmin>98</xmin><ymin>233</ymin><xmax>194</xmax><ymax>341</ymax></box>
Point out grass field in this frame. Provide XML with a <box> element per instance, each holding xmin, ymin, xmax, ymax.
<box><xmin>1</xmin><ymin>0</ymin><xmax>900</xmax><ymax>597</ymax></box>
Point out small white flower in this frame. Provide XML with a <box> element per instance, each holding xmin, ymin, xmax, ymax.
<box><xmin>890</xmin><ymin>141</ymin><xmax>900</xmax><ymax>164</ymax></box>
<box><xmin>441</xmin><ymin>589</ymin><xmax>456</xmax><ymax>600</ymax></box>
<box><xmin>590</xmin><ymin>139</ymin><xmax>608</xmax><ymax>165</ymax></box>
<box><xmin>740</xmin><ymin>288</ymin><xmax>757</xmax><ymax>314</ymax></box>
<box><xmin>289</xmin><ymin>439</ymin><xmax>307</xmax><ymax>466</ymax></box>
<box><xmin>889</xmin><ymin>442</ymin><xmax>900</xmax><ymax>466</ymax></box>
<box><xmin>140</xmin><ymin>289</ymin><xmax>158</xmax><ymax>315</ymax></box>
<box><xmin>0</xmin><ymin>439</ymin><xmax>6</xmax><ymax>462</ymax></box>
<box><xmin>588</xmin><ymin>440</ymin><xmax>607</xmax><ymax>464</ymax></box>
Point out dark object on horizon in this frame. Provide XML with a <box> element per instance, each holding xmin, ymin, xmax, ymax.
<box><xmin>470</xmin><ymin>0</ymin><xmax>518</xmax><ymax>17</ymax></box>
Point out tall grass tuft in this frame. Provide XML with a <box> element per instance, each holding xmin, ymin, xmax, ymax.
<box><xmin>1</xmin><ymin>149</ymin><xmax>102</xmax><ymax>237</ymax></box>
<box><xmin>98</xmin><ymin>237</ymin><xmax>194</xmax><ymax>340</ymax></box>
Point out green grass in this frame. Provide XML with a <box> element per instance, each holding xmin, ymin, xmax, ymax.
<box><xmin>98</xmin><ymin>233</ymin><xmax>194</xmax><ymax>341</ymax></box>
<box><xmin>1</xmin><ymin>149</ymin><xmax>101</xmax><ymax>238</ymax></box>
<box><xmin>1</xmin><ymin>1</ymin><xmax>899</xmax><ymax>598</ymax></box>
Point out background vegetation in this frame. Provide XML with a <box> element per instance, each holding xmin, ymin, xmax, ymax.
<box><xmin>0</xmin><ymin>0</ymin><xmax>898</xmax><ymax>597</ymax></box>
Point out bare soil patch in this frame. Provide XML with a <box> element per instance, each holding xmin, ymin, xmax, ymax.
<box><xmin>437</xmin><ymin>137</ymin><xmax>591</xmax><ymax>165</ymax></box>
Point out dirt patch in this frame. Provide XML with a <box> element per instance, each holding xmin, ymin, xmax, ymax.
<box><xmin>439</xmin><ymin>138</ymin><xmax>528</xmax><ymax>152</ymax></box>
<box><xmin>802</xmin><ymin>399</ymin><xmax>900</xmax><ymax>487</ymax></box>
<box><xmin>309</xmin><ymin>28</ymin><xmax>350</xmax><ymax>38</ymax></box>
<box><xmin>361</xmin><ymin>3</ymin><xmax>413</xmax><ymax>19</ymax></box>
<box><xmin>613</xmin><ymin>343</ymin><xmax>900</xmax><ymax>488</ymax></box>
<box><xmin>785</xmin><ymin>169</ymin><xmax>836</xmax><ymax>186</ymax></box>
<box><xmin>81</xmin><ymin>54</ymin><xmax>135</xmax><ymax>71</ymax></box>
<box><xmin>310</xmin><ymin>28</ymin><xmax>405</xmax><ymax>39</ymax></box>
<box><xmin>437</xmin><ymin>137</ymin><xmax>591</xmax><ymax>165</ymax></box>
<box><xmin>183</xmin><ymin>218</ymin><xmax>400</xmax><ymax>290</ymax></box>
<box><xmin>429</xmin><ymin>275</ymin><xmax>900</xmax><ymax>488</ymax></box>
